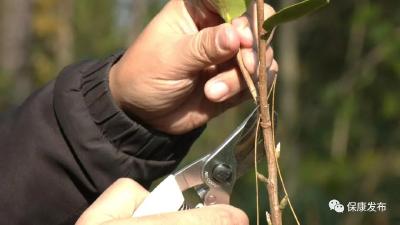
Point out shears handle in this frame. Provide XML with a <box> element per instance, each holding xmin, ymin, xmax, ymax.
<box><xmin>132</xmin><ymin>175</ymin><xmax>184</xmax><ymax>217</ymax></box>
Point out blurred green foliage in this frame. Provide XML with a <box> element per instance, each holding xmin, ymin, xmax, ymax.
<box><xmin>0</xmin><ymin>0</ymin><xmax>398</xmax><ymax>224</ymax></box>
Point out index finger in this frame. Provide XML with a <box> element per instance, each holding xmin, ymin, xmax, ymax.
<box><xmin>103</xmin><ymin>204</ymin><xmax>249</xmax><ymax>225</ymax></box>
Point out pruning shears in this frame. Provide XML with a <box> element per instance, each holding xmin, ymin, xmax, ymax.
<box><xmin>133</xmin><ymin>108</ymin><xmax>262</xmax><ymax>217</ymax></box>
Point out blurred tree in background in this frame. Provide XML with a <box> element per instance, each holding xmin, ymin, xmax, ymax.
<box><xmin>0</xmin><ymin>0</ymin><xmax>398</xmax><ymax>224</ymax></box>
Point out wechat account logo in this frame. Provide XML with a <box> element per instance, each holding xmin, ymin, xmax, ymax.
<box><xmin>329</xmin><ymin>199</ymin><xmax>345</xmax><ymax>213</ymax></box>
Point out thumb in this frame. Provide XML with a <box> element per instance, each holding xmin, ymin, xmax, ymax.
<box><xmin>181</xmin><ymin>23</ymin><xmax>240</xmax><ymax>71</ymax></box>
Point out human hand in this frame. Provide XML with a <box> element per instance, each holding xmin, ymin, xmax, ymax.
<box><xmin>109</xmin><ymin>0</ymin><xmax>277</xmax><ymax>134</ymax></box>
<box><xmin>76</xmin><ymin>178</ymin><xmax>249</xmax><ymax>225</ymax></box>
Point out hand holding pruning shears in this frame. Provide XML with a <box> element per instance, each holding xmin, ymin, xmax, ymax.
<box><xmin>76</xmin><ymin>178</ymin><xmax>249</xmax><ymax>225</ymax></box>
<box><xmin>77</xmin><ymin>108</ymin><xmax>262</xmax><ymax>225</ymax></box>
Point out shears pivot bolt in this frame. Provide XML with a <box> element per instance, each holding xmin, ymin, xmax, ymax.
<box><xmin>212</xmin><ymin>164</ymin><xmax>233</xmax><ymax>183</ymax></box>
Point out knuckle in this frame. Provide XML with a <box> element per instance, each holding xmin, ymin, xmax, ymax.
<box><xmin>192</xmin><ymin>29</ymin><xmax>213</xmax><ymax>64</ymax></box>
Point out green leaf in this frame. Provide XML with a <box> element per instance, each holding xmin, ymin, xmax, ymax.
<box><xmin>208</xmin><ymin>0</ymin><xmax>251</xmax><ymax>22</ymax></box>
<box><xmin>262</xmin><ymin>0</ymin><xmax>330</xmax><ymax>33</ymax></box>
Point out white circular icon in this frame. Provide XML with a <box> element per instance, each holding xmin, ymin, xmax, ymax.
<box><xmin>329</xmin><ymin>199</ymin><xmax>344</xmax><ymax>213</ymax></box>
<box><xmin>334</xmin><ymin>204</ymin><xmax>344</xmax><ymax>213</ymax></box>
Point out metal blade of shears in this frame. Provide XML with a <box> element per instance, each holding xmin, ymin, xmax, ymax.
<box><xmin>173</xmin><ymin>108</ymin><xmax>262</xmax><ymax>205</ymax></box>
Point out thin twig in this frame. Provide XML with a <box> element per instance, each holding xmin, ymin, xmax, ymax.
<box><xmin>237</xmin><ymin>50</ymin><xmax>258</xmax><ymax>103</ymax></box>
<box><xmin>254</xmin><ymin>116</ymin><xmax>261</xmax><ymax>225</ymax></box>
<box><xmin>266</xmin><ymin>75</ymin><xmax>277</xmax><ymax>100</ymax></box>
<box><xmin>257</xmin><ymin>172</ymin><xmax>269</xmax><ymax>184</ymax></box>
<box><xmin>256</xmin><ymin>0</ymin><xmax>282</xmax><ymax>224</ymax></box>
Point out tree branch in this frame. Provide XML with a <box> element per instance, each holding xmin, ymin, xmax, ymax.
<box><xmin>256</xmin><ymin>1</ymin><xmax>282</xmax><ymax>225</ymax></box>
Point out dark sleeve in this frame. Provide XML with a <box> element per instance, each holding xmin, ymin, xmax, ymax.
<box><xmin>0</xmin><ymin>53</ymin><xmax>204</xmax><ymax>225</ymax></box>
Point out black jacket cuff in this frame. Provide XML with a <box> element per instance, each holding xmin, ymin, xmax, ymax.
<box><xmin>54</xmin><ymin>53</ymin><xmax>204</xmax><ymax>190</ymax></box>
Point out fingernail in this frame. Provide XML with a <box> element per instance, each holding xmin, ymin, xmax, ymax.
<box><xmin>232</xmin><ymin>19</ymin><xmax>253</xmax><ymax>43</ymax></box>
<box><xmin>241</xmin><ymin>27</ymin><xmax>253</xmax><ymax>42</ymax></box>
<box><xmin>207</xmin><ymin>81</ymin><xmax>229</xmax><ymax>101</ymax></box>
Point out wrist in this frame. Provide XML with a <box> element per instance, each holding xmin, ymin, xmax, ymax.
<box><xmin>109</xmin><ymin>62</ymin><xmax>124</xmax><ymax>109</ymax></box>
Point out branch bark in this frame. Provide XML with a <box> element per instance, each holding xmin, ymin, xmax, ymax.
<box><xmin>256</xmin><ymin>1</ymin><xmax>282</xmax><ymax>225</ymax></box>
